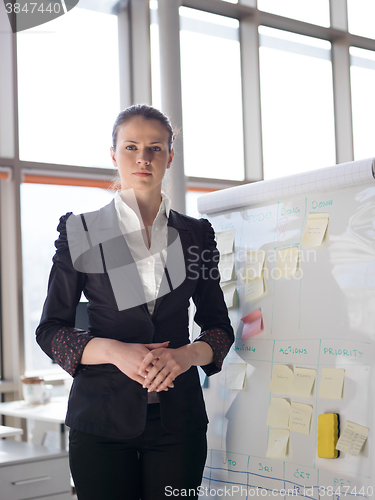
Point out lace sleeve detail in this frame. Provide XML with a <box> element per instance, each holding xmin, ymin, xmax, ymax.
<box><xmin>51</xmin><ymin>326</ymin><xmax>93</xmax><ymax>377</ymax></box>
<box><xmin>194</xmin><ymin>328</ymin><xmax>233</xmax><ymax>376</ymax></box>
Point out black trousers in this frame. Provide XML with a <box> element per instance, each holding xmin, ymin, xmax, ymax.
<box><xmin>69</xmin><ymin>404</ymin><xmax>207</xmax><ymax>500</ymax></box>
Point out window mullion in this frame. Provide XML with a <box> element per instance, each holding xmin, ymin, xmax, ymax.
<box><xmin>331</xmin><ymin>39</ymin><xmax>354</xmax><ymax>163</ymax></box>
<box><xmin>158</xmin><ymin>0</ymin><xmax>186</xmax><ymax>213</ymax></box>
<box><xmin>117</xmin><ymin>5</ymin><xmax>132</xmax><ymax>109</ymax></box>
<box><xmin>0</xmin><ymin>5</ymin><xmax>24</xmax><ymax>403</ymax></box>
<box><xmin>240</xmin><ymin>13</ymin><xmax>264</xmax><ymax>181</ymax></box>
<box><xmin>329</xmin><ymin>0</ymin><xmax>348</xmax><ymax>31</ymax></box>
<box><xmin>0</xmin><ymin>168</ymin><xmax>25</xmax><ymax>400</ymax></box>
<box><xmin>239</xmin><ymin>0</ymin><xmax>257</xmax><ymax>8</ymax></box>
<box><xmin>129</xmin><ymin>0</ymin><xmax>152</xmax><ymax>104</ymax></box>
<box><xmin>0</xmin><ymin>8</ymin><xmax>15</xmax><ymax>159</ymax></box>
<box><xmin>330</xmin><ymin>0</ymin><xmax>353</xmax><ymax>163</ymax></box>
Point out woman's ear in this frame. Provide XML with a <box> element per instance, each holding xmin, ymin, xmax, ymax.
<box><xmin>167</xmin><ymin>149</ymin><xmax>175</xmax><ymax>168</ymax></box>
<box><xmin>110</xmin><ymin>147</ymin><xmax>117</xmax><ymax>167</ymax></box>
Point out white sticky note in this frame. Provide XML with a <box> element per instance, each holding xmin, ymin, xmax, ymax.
<box><xmin>221</xmin><ymin>283</ymin><xmax>237</xmax><ymax>308</ymax></box>
<box><xmin>269</xmin><ymin>365</ymin><xmax>294</xmax><ymax>394</ymax></box>
<box><xmin>216</xmin><ymin>229</ymin><xmax>235</xmax><ymax>256</ymax></box>
<box><xmin>289</xmin><ymin>402</ymin><xmax>313</xmax><ymax>435</ymax></box>
<box><xmin>291</xmin><ymin>367</ymin><xmax>316</xmax><ymax>397</ymax></box>
<box><xmin>226</xmin><ymin>363</ymin><xmax>247</xmax><ymax>391</ymax></box>
<box><xmin>276</xmin><ymin>247</ymin><xmax>299</xmax><ymax>277</ymax></box>
<box><xmin>301</xmin><ymin>213</ymin><xmax>329</xmax><ymax>247</ymax></box>
<box><xmin>244</xmin><ymin>278</ymin><xmax>265</xmax><ymax>302</ymax></box>
<box><xmin>241</xmin><ymin>251</ymin><xmax>266</xmax><ymax>282</ymax></box>
<box><xmin>336</xmin><ymin>421</ymin><xmax>369</xmax><ymax>456</ymax></box>
<box><xmin>218</xmin><ymin>254</ymin><xmax>235</xmax><ymax>283</ymax></box>
<box><xmin>266</xmin><ymin>429</ymin><xmax>290</xmax><ymax>458</ymax></box>
<box><xmin>319</xmin><ymin>368</ymin><xmax>345</xmax><ymax>399</ymax></box>
<box><xmin>267</xmin><ymin>398</ymin><xmax>291</xmax><ymax>428</ymax></box>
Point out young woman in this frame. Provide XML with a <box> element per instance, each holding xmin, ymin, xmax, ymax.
<box><xmin>36</xmin><ymin>104</ymin><xmax>234</xmax><ymax>500</ymax></box>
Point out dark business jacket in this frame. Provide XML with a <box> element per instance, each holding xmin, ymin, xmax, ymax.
<box><xmin>36</xmin><ymin>200</ymin><xmax>234</xmax><ymax>440</ymax></box>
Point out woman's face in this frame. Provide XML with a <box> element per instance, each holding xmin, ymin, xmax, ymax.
<box><xmin>110</xmin><ymin>116</ymin><xmax>173</xmax><ymax>195</ymax></box>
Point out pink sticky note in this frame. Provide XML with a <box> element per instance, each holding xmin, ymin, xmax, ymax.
<box><xmin>241</xmin><ymin>309</ymin><xmax>263</xmax><ymax>340</ymax></box>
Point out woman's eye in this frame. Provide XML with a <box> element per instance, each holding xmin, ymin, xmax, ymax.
<box><xmin>150</xmin><ymin>146</ymin><xmax>161</xmax><ymax>151</ymax></box>
<box><xmin>125</xmin><ymin>145</ymin><xmax>137</xmax><ymax>150</ymax></box>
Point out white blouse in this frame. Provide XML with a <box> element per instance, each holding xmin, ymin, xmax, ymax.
<box><xmin>114</xmin><ymin>189</ymin><xmax>171</xmax><ymax>315</ymax></box>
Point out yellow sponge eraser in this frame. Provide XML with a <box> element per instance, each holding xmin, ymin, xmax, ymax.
<box><xmin>317</xmin><ymin>413</ymin><xmax>339</xmax><ymax>459</ymax></box>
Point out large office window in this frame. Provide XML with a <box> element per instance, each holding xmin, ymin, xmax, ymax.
<box><xmin>350</xmin><ymin>47</ymin><xmax>375</xmax><ymax>161</ymax></box>
<box><xmin>179</xmin><ymin>8</ymin><xmax>244</xmax><ymax>181</ymax></box>
<box><xmin>348</xmin><ymin>0</ymin><xmax>375</xmax><ymax>40</ymax></box>
<box><xmin>17</xmin><ymin>7</ymin><xmax>120</xmax><ymax>168</ymax></box>
<box><xmin>21</xmin><ymin>183</ymin><xmax>114</xmax><ymax>373</ymax></box>
<box><xmin>259</xmin><ymin>27</ymin><xmax>336</xmax><ymax>179</ymax></box>
<box><xmin>258</xmin><ymin>0</ymin><xmax>330</xmax><ymax>27</ymax></box>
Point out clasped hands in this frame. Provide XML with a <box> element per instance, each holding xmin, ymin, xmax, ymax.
<box><xmin>83</xmin><ymin>336</ymin><xmax>213</xmax><ymax>392</ymax></box>
<box><xmin>115</xmin><ymin>341</ymin><xmax>194</xmax><ymax>393</ymax></box>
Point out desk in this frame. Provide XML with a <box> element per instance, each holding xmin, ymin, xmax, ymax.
<box><xmin>0</xmin><ymin>397</ymin><xmax>68</xmax><ymax>449</ymax></box>
<box><xmin>0</xmin><ymin>440</ymin><xmax>71</xmax><ymax>500</ymax></box>
<box><xmin>0</xmin><ymin>425</ymin><xmax>23</xmax><ymax>438</ymax></box>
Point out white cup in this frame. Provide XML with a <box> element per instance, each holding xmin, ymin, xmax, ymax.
<box><xmin>21</xmin><ymin>376</ymin><xmax>46</xmax><ymax>404</ymax></box>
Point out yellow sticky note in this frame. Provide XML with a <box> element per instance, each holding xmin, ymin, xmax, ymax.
<box><xmin>276</xmin><ymin>247</ymin><xmax>299</xmax><ymax>277</ymax></box>
<box><xmin>336</xmin><ymin>421</ymin><xmax>369</xmax><ymax>456</ymax></box>
<box><xmin>221</xmin><ymin>283</ymin><xmax>237</xmax><ymax>308</ymax></box>
<box><xmin>218</xmin><ymin>254</ymin><xmax>235</xmax><ymax>283</ymax></box>
<box><xmin>291</xmin><ymin>367</ymin><xmax>316</xmax><ymax>397</ymax></box>
<box><xmin>267</xmin><ymin>398</ymin><xmax>291</xmax><ymax>427</ymax></box>
<box><xmin>319</xmin><ymin>368</ymin><xmax>345</xmax><ymax>399</ymax></box>
<box><xmin>269</xmin><ymin>365</ymin><xmax>294</xmax><ymax>394</ymax></box>
<box><xmin>244</xmin><ymin>278</ymin><xmax>265</xmax><ymax>302</ymax></box>
<box><xmin>266</xmin><ymin>429</ymin><xmax>290</xmax><ymax>458</ymax></box>
<box><xmin>301</xmin><ymin>213</ymin><xmax>329</xmax><ymax>247</ymax></box>
<box><xmin>216</xmin><ymin>229</ymin><xmax>235</xmax><ymax>256</ymax></box>
<box><xmin>241</xmin><ymin>251</ymin><xmax>266</xmax><ymax>282</ymax></box>
<box><xmin>226</xmin><ymin>363</ymin><xmax>246</xmax><ymax>390</ymax></box>
<box><xmin>289</xmin><ymin>402</ymin><xmax>313</xmax><ymax>435</ymax></box>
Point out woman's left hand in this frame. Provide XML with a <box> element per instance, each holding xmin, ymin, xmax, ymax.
<box><xmin>139</xmin><ymin>345</ymin><xmax>194</xmax><ymax>393</ymax></box>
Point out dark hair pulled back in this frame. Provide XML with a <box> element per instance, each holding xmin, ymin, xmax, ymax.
<box><xmin>112</xmin><ymin>104</ymin><xmax>175</xmax><ymax>153</ymax></box>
